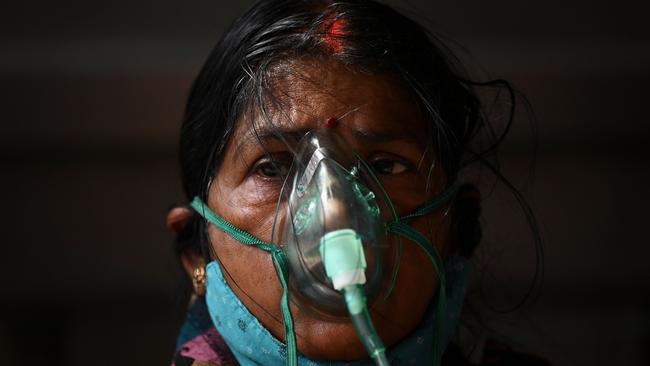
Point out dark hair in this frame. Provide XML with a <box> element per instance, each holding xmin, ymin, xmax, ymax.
<box><xmin>175</xmin><ymin>0</ymin><xmax>541</xmax><ymax>330</ymax></box>
<box><xmin>181</xmin><ymin>0</ymin><xmax>481</xmax><ymax>249</ymax></box>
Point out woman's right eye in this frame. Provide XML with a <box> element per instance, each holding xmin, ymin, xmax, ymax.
<box><xmin>252</xmin><ymin>155</ymin><xmax>292</xmax><ymax>179</ymax></box>
<box><xmin>256</xmin><ymin>162</ymin><xmax>288</xmax><ymax>178</ymax></box>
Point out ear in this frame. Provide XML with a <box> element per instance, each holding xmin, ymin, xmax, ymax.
<box><xmin>181</xmin><ymin>249</ymin><xmax>205</xmax><ymax>278</ymax></box>
<box><xmin>167</xmin><ymin>206</ymin><xmax>193</xmax><ymax>233</ymax></box>
<box><xmin>167</xmin><ymin>206</ymin><xmax>205</xmax><ymax>276</ymax></box>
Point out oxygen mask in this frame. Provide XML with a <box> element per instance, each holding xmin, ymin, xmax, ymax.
<box><xmin>272</xmin><ymin>130</ymin><xmax>396</xmax><ymax>319</ymax></box>
<box><xmin>191</xmin><ymin>128</ymin><xmax>460</xmax><ymax>366</ymax></box>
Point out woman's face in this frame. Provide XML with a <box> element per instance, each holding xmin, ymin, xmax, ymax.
<box><xmin>206</xmin><ymin>58</ymin><xmax>452</xmax><ymax>360</ymax></box>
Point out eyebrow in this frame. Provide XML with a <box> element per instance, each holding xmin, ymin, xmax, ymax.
<box><xmin>234</xmin><ymin>126</ymin><xmax>311</xmax><ymax>158</ymax></box>
<box><xmin>350</xmin><ymin>125</ymin><xmax>420</xmax><ymax>144</ymax></box>
<box><xmin>234</xmin><ymin>121</ymin><xmax>422</xmax><ymax>158</ymax></box>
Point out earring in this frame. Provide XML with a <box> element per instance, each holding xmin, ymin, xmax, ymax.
<box><xmin>192</xmin><ymin>266</ymin><xmax>206</xmax><ymax>296</ymax></box>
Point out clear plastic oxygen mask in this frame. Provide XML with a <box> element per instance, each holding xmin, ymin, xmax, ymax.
<box><xmin>190</xmin><ymin>128</ymin><xmax>457</xmax><ymax>366</ymax></box>
<box><xmin>272</xmin><ymin>130</ymin><xmax>396</xmax><ymax>319</ymax></box>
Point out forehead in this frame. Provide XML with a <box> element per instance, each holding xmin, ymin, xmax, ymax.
<box><xmin>274</xmin><ymin>59</ymin><xmax>420</xmax><ymax>123</ymax></box>
<box><xmin>234</xmin><ymin>58</ymin><xmax>429</xmax><ymax>150</ymax></box>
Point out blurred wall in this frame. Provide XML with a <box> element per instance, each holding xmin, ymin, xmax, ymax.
<box><xmin>1</xmin><ymin>1</ymin><xmax>648</xmax><ymax>365</ymax></box>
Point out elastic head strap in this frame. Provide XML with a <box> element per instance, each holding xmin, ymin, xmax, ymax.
<box><xmin>190</xmin><ymin>197</ymin><xmax>276</xmax><ymax>250</ymax></box>
<box><xmin>385</xmin><ymin>183</ymin><xmax>459</xmax><ymax>366</ymax></box>
<box><xmin>191</xmin><ymin>179</ymin><xmax>459</xmax><ymax>366</ymax></box>
<box><xmin>190</xmin><ymin>197</ymin><xmax>298</xmax><ymax>366</ymax></box>
<box><xmin>387</xmin><ymin>221</ymin><xmax>447</xmax><ymax>366</ymax></box>
<box><xmin>397</xmin><ymin>183</ymin><xmax>460</xmax><ymax>223</ymax></box>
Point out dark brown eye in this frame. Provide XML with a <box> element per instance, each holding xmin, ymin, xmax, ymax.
<box><xmin>258</xmin><ymin>162</ymin><xmax>288</xmax><ymax>177</ymax></box>
<box><xmin>370</xmin><ymin>158</ymin><xmax>408</xmax><ymax>175</ymax></box>
<box><xmin>253</xmin><ymin>156</ymin><xmax>291</xmax><ymax>179</ymax></box>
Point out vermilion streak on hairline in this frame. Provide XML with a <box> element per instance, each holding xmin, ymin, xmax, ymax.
<box><xmin>322</xmin><ymin>15</ymin><xmax>348</xmax><ymax>54</ymax></box>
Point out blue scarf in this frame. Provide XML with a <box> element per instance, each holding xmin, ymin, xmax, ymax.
<box><xmin>204</xmin><ymin>255</ymin><xmax>471</xmax><ymax>365</ymax></box>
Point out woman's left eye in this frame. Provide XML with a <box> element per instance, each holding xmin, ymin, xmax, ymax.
<box><xmin>369</xmin><ymin>157</ymin><xmax>409</xmax><ymax>175</ymax></box>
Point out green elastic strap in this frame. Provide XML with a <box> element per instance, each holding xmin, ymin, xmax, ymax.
<box><xmin>387</xmin><ymin>183</ymin><xmax>458</xmax><ymax>366</ymax></box>
<box><xmin>387</xmin><ymin>220</ymin><xmax>446</xmax><ymax>366</ymax></box>
<box><xmin>190</xmin><ymin>197</ymin><xmax>298</xmax><ymax>366</ymax></box>
<box><xmin>359</xmin><ymin>152</ymin><xmax>456</xmax><ymax>366</ymax></box>
<box><xmin>398</xmin><ymin>183</ymin><xmax>460</xmax><ymax>222</ymax></box>
<box><xmin>386</xmin><ymin>181</ymin><xmax>458</xmax><ymax>356</ymax></box>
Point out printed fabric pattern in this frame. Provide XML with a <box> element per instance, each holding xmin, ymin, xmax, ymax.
<box><xmin>170</xmin><ymin>256</ymin><xmax>550</xmax><ymax>365</ymax></box>
<box><xmin>172</xmin><ymin>256</ymin><xmax>472</xmax><ymax>366</ymax></box>
<box><xmin>171</xmin><ymin>297</ymin><xmax>238</xmax><ymax>366</ymax></box>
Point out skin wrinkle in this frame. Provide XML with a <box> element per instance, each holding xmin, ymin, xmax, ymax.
<box><xmin>206</xmin><ymin>59</ymin><xmax>453</xmax><ymax>360</ymax></box>
<box><xmin>240</xmin><ymin>58</ymin><xmax>407</xmax><ymax>163</ymax></box>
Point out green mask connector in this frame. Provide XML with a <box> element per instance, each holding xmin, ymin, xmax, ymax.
<box><xmin>320</xmin><ymin>229</ymin><xmax>391</xmax><ymax>366</ymax></box>
<box><xmin>319</xmin><ymin>229</ymin><xmax>367</xmax><ymax>292</ymax></box>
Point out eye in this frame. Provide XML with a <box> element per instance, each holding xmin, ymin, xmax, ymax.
<box><xmin>252</xmin><ymin>155</ymin><xmax>292</xmax><ymax>179</ymax></box>
<box><xmin>369</xmin><ymin>156</ymin><xmax>409</xmax><ymax>175</ymax></box>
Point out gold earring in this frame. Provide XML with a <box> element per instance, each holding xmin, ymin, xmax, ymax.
<box><xmin>192</xmin><ymin>266</ymin><xmax>206</xmax><ymax>296</ymax></box>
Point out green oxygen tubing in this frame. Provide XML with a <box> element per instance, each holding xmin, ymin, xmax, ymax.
<box><xmin>190</xmin><ymin>129</ymin><xmax>458</xmax><ymax>366</ymax></box>
<box><xmin>319</xmin><ymin>228</ymin><xmax>390</xmax><ymax>366</ymax></box>
<box><xmin>190</xmin><ymin>183</ymin><xmax>455</xmax><ymax>366</ymax></box>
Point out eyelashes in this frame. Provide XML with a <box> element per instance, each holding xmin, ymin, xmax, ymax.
<box><xmin>250</xmin><ymin>153</ymin><xmax>293</xmax><ymax>181</ymax></box>
<box><xmin>249</xmin><ymin>151</ymin><xmax>412</xmax><ymax>185</ymax></box>
<box><xmin>244</xmin><ymin>150</ymin><xmax>428</xmax><ymax>210</ymax></box>
<box><xmin>367</xmin><ymin>154</ymin><xmax>411</xmax><ymax>176</ymax></box>
<box><xmin>254</xmin><ymin>160</ymin><xmax>290</xmax><ymax>179</ymax></box>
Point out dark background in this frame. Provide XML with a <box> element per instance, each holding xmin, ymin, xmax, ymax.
<box><xmin>1</xmin><ymin>1</ymin><xmax>648</xmax><ymax>365</ymax></box>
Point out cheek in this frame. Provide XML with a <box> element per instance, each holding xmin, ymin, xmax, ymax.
<box><xmin>207</xmin><ymin>187</ymin><xmax>278</xmax><ymax>275</ymax></box>
<box><xmin>209</xmin><ymin>177</ymin><xmax>282</xmax><ymax>254</ymax></box>
<box><xmin>380</xmin><ymin>172</ymin><xmax>447</xmax><ymax>217</ymax></box>
<box><xmin>226</xmin><ymin>177</ymin><xmax>283</xmax><ymax>209</ymax></box>
<box><xmin>398</xmin><ymin>238</ymin><xmax>438</xmax><ymax>295</ymax></box>
<box><xmin>409</xmin><ymin>212</ymin><xmax>453</xmax><ymax>266</ymax></box>
<box><xmin>207</xmin><ymin>224</ymin><xmax>279</xmax><ymax>290</ymax></box>
<box><xmin>206</xmin><ymin>182</ymin><xmax>286</xmax><ymax>332</ymax></box>
<box><xmin>390</xmin><ymin>213</ymin><xmax>451</xmax><ymax>300</ymax></box>
<box><xmin>371</xmin><ymin>231</ymin><xmax>437</xmax><ymax>343</ymax></box>
<box><xmin>211</xmin><ymin>174</ymin><xmax>284</xmax><ymax>237</ymax></box>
